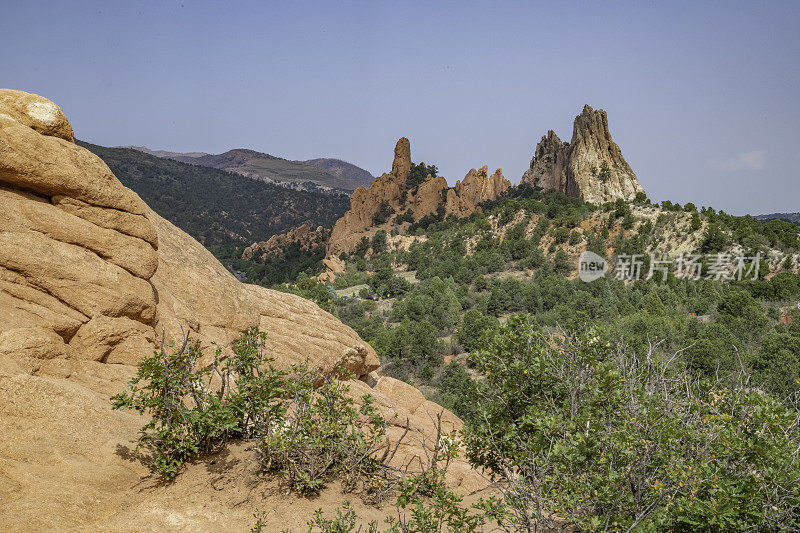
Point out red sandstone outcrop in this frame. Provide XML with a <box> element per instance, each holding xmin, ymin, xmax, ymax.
<box><xmin>327</xmin><ymin>138</ymin><xmax>511</xmax><ymax>256</ymax></box>
<box><xmin>522</xmin><ymin>105</ymin><xmax>645</xmax><ymax>203</ymax></box>
<box><xmin>455</xmin><ymin>165</ymin><xmax>510</xmax><ymax>206</ymax></box>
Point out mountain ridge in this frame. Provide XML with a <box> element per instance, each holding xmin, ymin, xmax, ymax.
<box><xmin>121</xmin><ymin>145</ymin><xmax>371</xmax><ymax>193</ymax></box>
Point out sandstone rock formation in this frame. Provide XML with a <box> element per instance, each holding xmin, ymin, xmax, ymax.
<box><xmin>327</xmin><ymin>138</ymin><xmax>510</xmax><ymax>256</ymax></box>
<box><xmin>0</xmin><ymin>88</ymin><xmax>74</xmax><ymax>142</ymax></box>
<box><xmin>0</xmin><ymin>91</ymin><xmax>486</xmax><ymax>530</ymax></box>
<box><xmin>522</xmin><ymin>105</ymin><xmax>645</xmax><ymax>204</ymax></box>
<box><xmin>455</xmin><ymin>165</ymin><xmax>510</xmax><ymax>205</ymax></box>
<box><xmin>242</xmin><ymin>223</ymin><xmax>327</xmax><ymax>261</ymax></box>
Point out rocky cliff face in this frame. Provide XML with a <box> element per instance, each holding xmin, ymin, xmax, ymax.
<box><xmin>0</xmin><ymin>91</ymin><xmax>484</xmax><ymax>530</ymax></box>
<box><xmin>242</xmin><ymin>223</ymin><xmax>327</xmax><ymax>261</ymax></box>
<box><xmin>455</xmin><ymin>165</ymin><xmax>510</xmax><ymax>206</ymax></box>
<box><xmin>327</xmin><ymin>138</ymin><xmax>510</xmax><ymax>256</ymax></box>
<box><xmin>522</xmin><ymin>105</ymin><xmax>644</xmax><ymax>203</ymax></box>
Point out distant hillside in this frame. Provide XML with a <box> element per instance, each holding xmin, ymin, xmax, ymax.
<box><xmin>121</xmin><ymin>146</ymin><xmax>209</xmax><ymax>159</ymax></box>
<box><xmin>79</xmin><ymin>141</ymin><xmax>349</xmax><ymax>253</ymax></box>
<box><xmin>123</xmin><ymin>146</ymin><xmax>367</xmax><ymax>192</ymax></box>
<box><xmin>303</xmin><ymin>158</ymin><xmax>374</xmax><ymax>188</ymax></box>
<box><xmin>757</xmin><ymin>212</ymin><xmax>800</xmax><ymax>226</ymax></box>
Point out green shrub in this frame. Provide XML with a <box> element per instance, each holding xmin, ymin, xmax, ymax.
<box><xmin>407</xmin><ymin>162</ymin><xmax>438</xmax><ymax>189</ymax></box>
<box><xmin>465</xmin><ymin>316</ymin><xmax>800</xmax><ymax>532</ymax></box>
<box><xmin>371</xmin><ymin>230</ymin><xmax>388</xmax><ymax>254</ymax></box>
<box><xmin>551</xmin><ymin>226</ymin><xmax>570</xmax><ymax>244</ymax></box>
<box><xmin>258</xmin><ymin>365</ymin><xmax>389</xmax><ymax>496</ymax></box>
<box><xmin>393</xmin><ymin>210</ymin><xmax>415</xmax><ymax>225</ymax></box>
<box><xmin>700</xmin><ymin>223</ymin><xmax>730</xmax><ymax>253</ymax></box>
<box><xmin>113</xmin><ymin>329</ymin><xmax>401</xmax><ymax>498</ymax></box>
<box><xmin>372</xmin><ymin>201</ymin><xmax>395</xmax><ymax>225</ymax></box>
<box><xmin>112</xmin><ymin>330</ymin><xmax>286</xmax><ymax>480</ymax></box>
<box><xmin>690</xmin><ymin>211</ymin><xmax>702</xmax><ymax>231</ymax></box>
<box><xmin>456</xmin><ymin>309</ymin><xmax>499</xmax><ymax>353</ymax></box>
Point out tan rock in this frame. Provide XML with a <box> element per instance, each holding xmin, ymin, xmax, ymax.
<box><xmin>391</xmin><ymin>137</ymin><xmax>411</xmax><ymax>182</ymax></box>
<box><xmin>567</xmin><ymin>105</ymin><xmax>644</xmax><ymax>203</ymax></box>
<box><xmin>373</xmin><ymin>375</ymin><xmax>427</xmax><ymax>414</ymax></box>
<box><xmin>455</xmin><ymin>165</ymin><xmax>511</xmax><ymax>206</ymax></box>
<box><xmin>327</xmin><ymin>137</ymin><xmax>510</xmax><ymax>256</ymax></box>
<box><xmin>242</xmin><ymin>223</ymin><xmax>326</xmax><ymax>261</ymax></box>
<box><xmin>148</xmin><ymin>207</ymin><xmax>260</xmax><ymax>352</ymax></box>
<box><xmin>0</xmin><ymin>266</ymin><xmax>87</xmax><ymax>338</ymax></box>
<box><xmin>323</xmin><ymin>255</ymin><xmax>345</xmax><ymax>273</ymax></box>
<box><xmin>247</xmin><ymin>284</ymin><xmax>380</xmax><ymax>379</ymax></box>
<box><xmin>521</xmin><ymin>130</ymin><xmax>570</xmax><ymax>192</ymax></box>
<box><xmin>0</xmin><ymin>118</ymin><xmax>147</xmax><ymax>214</ymax></box>
<box><xmin>52</xmin><ymin>195</ymin><xmax>158</xmax><ymax>248</ymax></box>
<box><xmin>0</xmin><ymin>327</ymin><xmax>72</xmax><ymax>360</ymax></box>
<box><xmin>148</xmin><ymin>206</ymin><xmax>380</xmax><ymax>379</ymax></box>
<box><xmin>0</xmin><ymin>89</ymin><xmax>74</xmax><ymax>142</ymax></box>
<box><xmin>0</xmin><ymin>186</ymin><xmax>157</xmax><ymax>279</ymax></box>
<box><xmin>0</xmin><ymin>229</ymin><xmax>156</xmax><ymax>323</ymax></box>
<box><xmin>411</xmin><ymin>175</ymin><xmax>449</xmax><ymax>218</ymax></box>
<box><xmin>68</xmin><ymin>316</ymin><xmax>155</xmax><ymax>364</ymax></box>
<box><xmin>0</xmin><ymin>92</ymin><xmax>486</xmax><ymax>531</ymax></box>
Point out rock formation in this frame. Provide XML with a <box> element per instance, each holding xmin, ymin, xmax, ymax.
<box><xmin>455</xmin><ymin>165</ymin><xmax>510</xmax><ymax>207</ymax></box>
<box><xmin>242</xmin><ymin>223</ymin><xmax>327</xmax><ymax>261</ymax></box>
<box><xmin>522</xmin><ymin>105</ymin><xmax>644</xmax><ymax>204</ymax></box>
<box><xmin>0</xmin><ymin>90</ymin><xmax>485</xmax><ymax>530</ymax></box>
<box><xmin>327</xmin><ymin>138</ymin><xmax>510</xmax><ymax>256</ymax></box>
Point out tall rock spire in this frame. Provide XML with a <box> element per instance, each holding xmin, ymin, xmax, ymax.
<box><xmin>391</xmin><ymin>137</ymin><xmax>411</xmax><ymax>183</ymax></box>
<box><xmin>521</xmin><ymin>105</ymin><xmax>644</xmax><ymax>203</ymax></box>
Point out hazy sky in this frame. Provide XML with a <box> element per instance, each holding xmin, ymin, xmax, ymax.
<box><xmin>3</xmin><ymin>1</ymin><xmax>799</xmax><ymax>215</ymax></box>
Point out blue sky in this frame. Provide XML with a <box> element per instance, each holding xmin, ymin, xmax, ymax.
<box><xmin>2</xmin><ymin>0</ymin><xmax>799</xmax><ymax>214</ymax></box>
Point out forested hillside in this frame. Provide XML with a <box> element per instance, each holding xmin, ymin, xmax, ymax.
<box><xmin>281</xmin><ymin>185</ymin><xmax>800</xmax><ymax>412</ymax></box>
<box><xmin>79</xmin><ymin>141</ymin><xmax>349</xmax><ymax>263</ymax></box>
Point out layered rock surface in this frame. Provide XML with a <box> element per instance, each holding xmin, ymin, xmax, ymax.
<box><xmin>0</xmin><ymin>90</ymin><xmax>486</xmax><ymax>530</ymax></box>
<box><xmin>327</xmin><ymin>138</ymin><xmax>510</xmax><ymax>256</ymax></box>
<box><xmin>522</xmin><ymin>105</ymin><xmax>644</xmax><ymax>203</ymax></box>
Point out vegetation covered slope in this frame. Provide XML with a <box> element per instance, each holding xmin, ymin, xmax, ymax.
<box><xmin>757</xmin><ymin>211</ymin><xmax>800</xmax><ymax>226</ymax></box>
<box><xmin>282</xmin><ymin>185</ymin><xmax>800</xmax><ymax>407</ymax></box>
<box><xmin>169</xmin><ymin>148</ymin><xmax>365</xmax><ymax>192</ymax></box>
<box><xmin>79</xmin><ymin>141</ymin><xmax>349</xmax><ymax>258</ymax></box>
<box><xmin>303</xmin><ymin>157</ymin><xmax>375</xmax><ymax>188</ymax></box>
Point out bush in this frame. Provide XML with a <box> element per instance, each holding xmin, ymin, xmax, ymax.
<box><xmin>456</xmin><ymin>309</ymin><xmax>499</xmax><ymax>353</ymax></box>
<box><xmin>372</xmin><ymin>201</ymin><xmax>396</xmax><ymax>225</ymax></box>
<box><xmin>308</xmin><ymin>418</ymin><xmax>495</xmax><ymax>533</ymax></box>
<box><xmin>465</xmin><ymin>316</ymin><xmax>800</xmax><ymax>532</ymax></box>
<box><xmin>393</xmin><ymin>210</ymin><xmax>415</xmax><ymax>225</ymax></box>
<box><xmin>700</xmin><ymin>223</ymin><xmax>730</xmax><ymax>253</ymax></box>
<box><xmin>551</xmin><ymin>226</ymin><xmax>570</xmax><ymax>244</ymax></box>
<box><xmin>407</xmin><ymin>162</ymin><xmax>438</xmax><ymax>189</ymax></box>
<box><xmin>113</xmin><ymin>329</ymin><xmax>402</xmax><ymax>498</ymax></box>
<box><xmin>112</xmin><ymin>330</ymin><xmax>286</xmax><ymax>479</ymax></box>
<box><xmin>258</xmin><ymin>364</ymin><xmax>389</xmax><ymax>496</ymax></box>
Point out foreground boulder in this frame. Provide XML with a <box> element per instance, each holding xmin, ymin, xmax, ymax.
<box><xmin>0</xmin><ymin>90</ymin><xmax>486</xmax><ymax>531</ymax></box>
<box><xmin>522</xmin><ymin>105</ymin><xmax>645</xmax><ymax>203</ymax></box>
